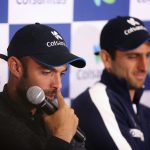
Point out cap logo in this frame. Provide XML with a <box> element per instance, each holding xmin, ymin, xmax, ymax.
<box><xmin>46</xmin><ymin>40</ymin><xmax>66</xmax><ymax>48</ymax></box>
<box><xmin>46</xmin><ymin>31</ymin><xmax>65</xmax><ymax>48</ymax></box>
<box><xmin>51</xmin><ymin>31</ymin><xmax>63</xmax><ymax>40</ymax></box>
<box><xmin>127</xmin><ymin>18</ymin><xmax>140</xmax><ymax>26</ymax></box>
<box><xmin>124</xmin><ymin>18</ymin><xmax>147</xmax><ymax>36</ymax></box>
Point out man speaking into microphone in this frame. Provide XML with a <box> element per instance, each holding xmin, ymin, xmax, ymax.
<box><xmin>0</xmin><ymin>23</ymin><xmax>86</xmax><ymax>150</ymax></box>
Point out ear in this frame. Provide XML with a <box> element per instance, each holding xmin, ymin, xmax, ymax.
<box><xmin>100</xmin><ymin>50</ymin><xmax>112</xmax><ymax>70</ymax></box>
<box><xmin>8</xmin><ymin>56</ymin><xmax>23</xmax><ymax>78</ymax></box>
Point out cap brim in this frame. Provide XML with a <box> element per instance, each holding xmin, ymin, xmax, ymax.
<box><xmin>31</xmin><ymin>46</ymin><xmax>86</xmax><ymax>68</ymax></box>
<box><xmin>0</xmin><ymin>54</ymin><xmax>8</xmax><ymax>61</ymax></box>
<box><xmin>116</xmin><ymin>33</ymin><xmax>150</xmax><ymax>51</ymax></box>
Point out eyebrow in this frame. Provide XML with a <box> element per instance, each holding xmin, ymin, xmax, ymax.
<box><xmin>126</xmin><ymin>52</ymin><xmax>140</xmax><ymax>55</ymax></box>
<box><xmin>41</xmin><ymin>64</ymin><xmax>68</xmax><ymax>72</ymax></box>
<box><xmin>126</xmin><ymin>51</ymin><xmax>150</xmax><ymax>55</ymax></box>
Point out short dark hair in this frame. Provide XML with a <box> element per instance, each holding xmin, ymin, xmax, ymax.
<box><xmin>106</xmin><ymin>48</ymin><xmax>117</xmax><ymax>60</ymax></box>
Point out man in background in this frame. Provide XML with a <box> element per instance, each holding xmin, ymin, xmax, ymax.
<box><xmin>72</xmin><ymin>16</ymin><xmax>150</xmax><ymax>149</ymax></box>
<box><xmin>0</xmin><ymin>23</ymin><xmax>86</xmax><ymax>150</ymax></box>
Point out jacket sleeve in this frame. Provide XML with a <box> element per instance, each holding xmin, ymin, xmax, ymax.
<box><xmin>46</xmin><ymin>136</ymin><xmax>71</xmax><ymax>150</ymax></box>
<box><xmin>70</xmin><ymin>139</ymin><xmax>86</xmax><ymax>150</ymax></box>
<box><xmin>0</xmin><ymin>111</ymin><xmax>72</xmax><ymax>150</ymax></box>
<box><xmin>46</xmin><ymin>136</ymin><xmax>86</xmax><ymax>150</ymax></box>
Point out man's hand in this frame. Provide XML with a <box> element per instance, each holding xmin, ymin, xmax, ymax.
<box><xmin>43</xmin><ymin>90</ymin><xmax>79</xmax><ymax>143</ymax></box>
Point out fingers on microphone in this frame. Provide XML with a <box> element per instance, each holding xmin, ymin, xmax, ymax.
<box><xmin>42</xmin><ymin>113</ymin><xmax>49</xmax><ymax>123</ymax></box>
<box><xmin>69</xmin><ymin>108</ymin><xmax>79</xmax><ymax>126</ymax></box>
<box><xmin>57</xmin><ymin>90</ymin><xmax>65</xmax><ymax>108</ymax></box>
<box><xmin>75</xmin><ymin>113</ymin><xmax>79</xmax><ymax>126</ymax></box>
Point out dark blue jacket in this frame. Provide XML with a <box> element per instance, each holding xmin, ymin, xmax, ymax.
<box><xmin>72</xmin><ymin>69</ymin><xmax>150</xmax><ymax>150</ymax></box>
<box><xmin>0</xmin><ymin>85</ymin><xmax>86</xmax><ymax>150</ymax></box>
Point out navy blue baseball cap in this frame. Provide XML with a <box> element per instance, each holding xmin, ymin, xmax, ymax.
<box><xmin>0</xmin><ymin>23</ymin><xmax>86</xmax><ymax>68</ymax></box>
<box><xmin>95</xmin><ymin>16</ymin><xmax>150</xmax><ymax>54</ymax></box>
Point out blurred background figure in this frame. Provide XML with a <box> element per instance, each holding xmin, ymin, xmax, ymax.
<box><xmin>72</xmin><ymin>16</ymin><xmax>150</xmax><ymax>150</ymax></box>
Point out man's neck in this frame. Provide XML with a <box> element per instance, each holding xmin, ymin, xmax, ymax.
<box><xmin>129</xmin><ymin>90</ymin><xmax>135</xmax><ymax>102</ymax></box>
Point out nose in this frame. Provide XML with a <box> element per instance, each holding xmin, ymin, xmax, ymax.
<box><xmin>138</xmin><ymin>56</ymin><xmax>149</xmax><ymax>72</ymax></box>
<box><xmin>52</xmin><ymin>73</ymin><xmax>62</xmax><ymax>90</ymax></box>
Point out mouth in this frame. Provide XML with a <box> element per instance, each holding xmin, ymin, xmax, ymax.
<box><xmin>134</xmin><ymin>72</ymin><xmax>146</xmax><ymax>80</ymax></box>
<box><xmin>44</xmin><ymin>89</ymin><xmax>57</xmax><ymax>100</ymax></box>
<box><xmin>46</xmin><ymin>94</ymin><xmax>56</xmax><ymax>100</ymax></box>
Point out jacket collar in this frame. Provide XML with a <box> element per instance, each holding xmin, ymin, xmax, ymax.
<box><xmin>100</xmin><ymin>69</ymin><xmax>144</xmax><ymax>104</ymax></box>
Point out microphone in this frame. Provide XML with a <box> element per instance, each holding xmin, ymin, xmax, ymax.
<box><xmin>26</xmin><ymin>86</ymin><xmax>86</xmax><ymax>142</ymax></box>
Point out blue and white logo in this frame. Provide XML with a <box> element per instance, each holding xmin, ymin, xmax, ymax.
<box><xmin>74</xmin><ymin>0</ymin><xmax>129</xmax><ymax>21</ymax></box>
<box><xmin>94</xmin><ymin>0</ymin><xmax>116</xmax><ymax>7</ymax></box>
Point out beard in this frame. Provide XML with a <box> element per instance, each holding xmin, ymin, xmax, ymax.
<box><xmin>17</xmin><ymin>77</ymin><xmax>29</xmax><ymax>101</ymax></box>
<box><xmin>15</xmin><ymin>68</ymin><xmax>36</xmax><ymax>110</ymax></box>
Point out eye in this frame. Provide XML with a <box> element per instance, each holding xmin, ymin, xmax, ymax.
<box><xmin>41</xmin><ymin>71</ymin><xmax>51</xmax><ymax>75</ymax></box>
<box><xmin>61</xmin><ymin>72</ymin><xmax>66</xmax><ymax>76</ymax></box>
<box><xmin>127</xmin><ymin>54</ymin><xmax>138</xmax><ymax>59</ymax></box>
<box><xmin>146</xmin><ymin>53</ymin><xmax>150</xmax><ymax>58</ymax></box>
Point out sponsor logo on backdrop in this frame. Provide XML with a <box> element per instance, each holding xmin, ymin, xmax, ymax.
<box><xmin>16</xmin><ymin>0</ymin><xmax>67</xmax><ymax>5</ymax></box>
<box><xmin>75</xmin><ymin>44</ymin><xmax>102</xmax><ymax>81</ymax></box>
<box><xmin>94</xmin><ymin>45</ymin><xmax>101</xmax><ymax>63</ymax></box>
<box><xmin>74</xmin><ymin>0</ymin><xmax>129</xmax><ymax>21</ymax></box>
<box><xmin>76</xmin><ymin>69</ymin><xmax>101</xmax><ymax>80</ymax></box>
<box><xmin>137</xmin><ymin>0</ymin><xmax>150</xmax><ymax>3</ymax></box>
<box><xmin>94</xmin><ymin>45</ymin><xmax>100</xmax><ymax>54</ymax></box>
<box><xmin>10</xmin><ymin>0</ymin><xmax>72</xmax><ymax>23</ymax></box>
<box><xmin>94</xmin><ymin>0</ymin><xmax>116</xmax><ymax>6</ymax></box>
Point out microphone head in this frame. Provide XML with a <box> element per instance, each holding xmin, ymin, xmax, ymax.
<box><xmin>26</xmin><ymin>86</ymin><xmax>45</xmax><ymax>104</ymax></box>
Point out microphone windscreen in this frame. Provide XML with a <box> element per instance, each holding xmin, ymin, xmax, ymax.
<box><xmin>26</xmin><ymin>86</ymin><xmax>45</xmax><ymax>104</ymax></box>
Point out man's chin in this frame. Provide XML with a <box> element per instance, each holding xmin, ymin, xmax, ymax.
<box><xmin>130</xmin><ymin>83</ymin><xmax>145</xmax><ymax>89</ymax></box>
<box><xmin>46</xmin><ymin>96</ymin><xmax>55</xmax><ymax>101</ymax></box>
